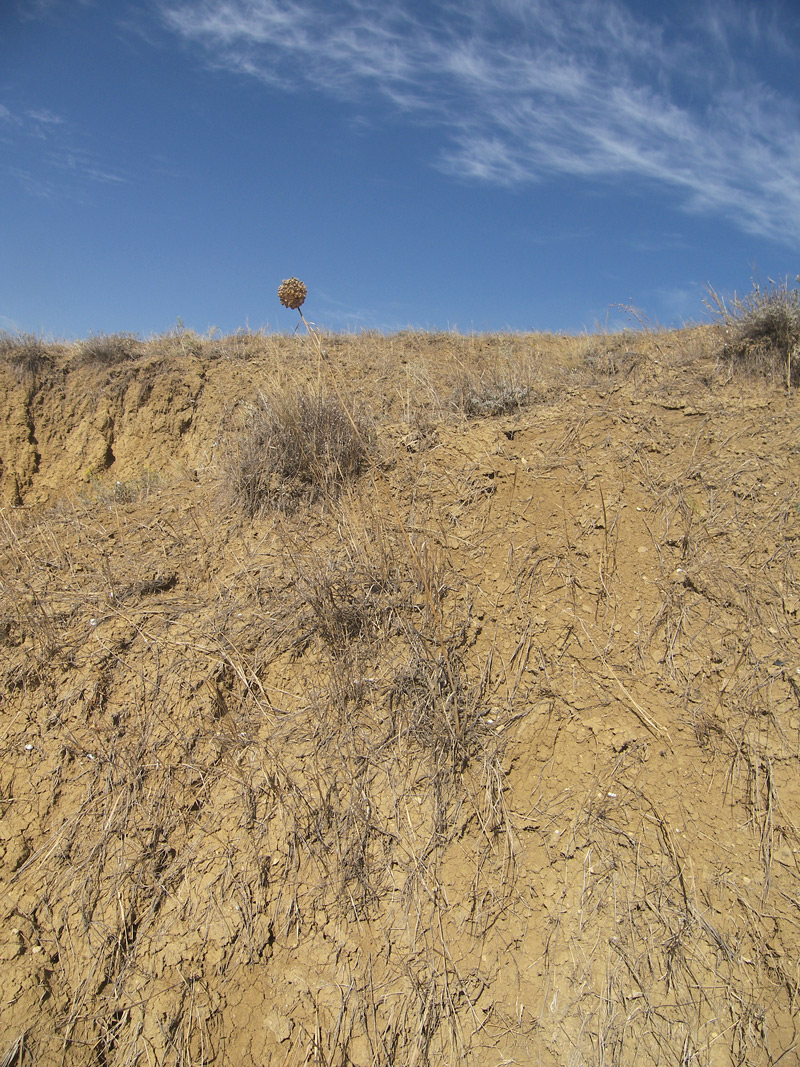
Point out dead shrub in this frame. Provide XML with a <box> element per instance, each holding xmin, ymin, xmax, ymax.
<box><xmin>220</xmin><ymin>386</ymin><xmax>373</xmax><ymax>515</ymax></box>
<box><xmin>74</xmin><ymin>331</ymin><xmax>144</xmax><ymax>366</ymax></box>
<box><xmin>706</xmin><ymin>274</ymin><xmax>800</xmax><ymax>386</ymax></box>
<box><xmin>451</xmin><ymin>368</ymin><xmax>532</xmax><ymax>416</ymax></box>
<box><xmin>0</xmin><ymin>330</ymin><xmax>53</xmax><ymax>380</ymax></box>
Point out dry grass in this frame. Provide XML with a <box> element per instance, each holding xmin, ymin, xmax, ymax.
<box><xmin>0</xmin><ymin>479</ymin><xmax>516</xmax><ymax>1065</ymax></box>
<box><xmin>1</xmin><ymin>317</ymin><xmax>799</xmax><ymax>1065</ymax></box>
<box><xmin>72</xmin><ymin>332</ymin><xmax>145</xmax><ymax>367</ymax></box>
<box><xmin>218</xmin><ymin>386</ymin><xmax>374</xmax><ymax>515</ymax></box>
<box><xmin>0</xmin><ymin>329</ymin><xmax>54</xmax><ymax>381</ymax></box>
<box><xmin>706</xmin><ymin>274</ymin><xmax>800</xmax><ymax>387</ymax></box>
<box><xmin>450</xmin><ymin>362</ymin><xmax>533</xmax><ymax>417</ymax></box>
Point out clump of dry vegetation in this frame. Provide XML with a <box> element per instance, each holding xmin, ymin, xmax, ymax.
<box><xmin>74</xmin><ymin>331</ymin><xmax>144</xmax><ymax>366</ymax></box>
<box><xmin>0</xmin><ymin>329</ymin><xmax>53</xmax><ymax>380</ymax></box>
<box><xmin>451</xmin><ymin>368</ymin><xmax>532</xmax><ymax>417</ymax></box>
<box><xmin>706</xmin><ymin>273</ymin><xmax>800</xmax><ymax>386</ymax></box>
<box><xmin>219</xmin><ymin>386</ymin><xmax>373</xmax><ymax>515</ymax></box>
<box><xmin>1</xmin><ymin>296</ymin><xmax>799</xmax><ymax>1066</ymax></box>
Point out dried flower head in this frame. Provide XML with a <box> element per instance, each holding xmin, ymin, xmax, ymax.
<box><xmin>278</xmin><ymin>277</ymin><xmax>307</xmax><ymax>310</ymax></box>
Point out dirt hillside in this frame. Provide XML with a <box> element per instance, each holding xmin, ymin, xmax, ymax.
<box><xmin>1</xmin><ymin>325</ymin><xmax>799</xmax><ymax>1066</ymax></box>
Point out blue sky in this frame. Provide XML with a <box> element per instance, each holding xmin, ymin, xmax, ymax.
<box><xmin>1</xmin><ymin>0</ymin><xmax>799</xmax><ymax>337</ymax></box>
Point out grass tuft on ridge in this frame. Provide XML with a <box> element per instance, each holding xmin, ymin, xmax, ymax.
<box><xmin>219</xmin><ymin>385</ymin><xmax>373</xmax><ymax>515</ymax></box>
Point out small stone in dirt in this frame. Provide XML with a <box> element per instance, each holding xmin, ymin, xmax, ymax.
<box><xmin>266</xmin><ymin>1011</ymin><xmax>292</xmax><ymax>1043</ymax></box>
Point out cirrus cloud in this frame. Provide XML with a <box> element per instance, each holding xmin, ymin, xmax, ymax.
<box><xmin>158</xmin><ymin>0</ymin><xmax>800</xmax><ymax>245</ymax></box>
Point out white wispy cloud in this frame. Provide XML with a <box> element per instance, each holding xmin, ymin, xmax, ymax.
<box><xmin>159</xmin><ymin>0</ymin><xmax>800</xmax><ymax>244</ymax></box>
<box><xmin>25</xmin><ymin>107</ymin><xmax>64</xmax><ymax>129</ymax></box>
<box><xmin>0</xmin><ymin>101</ymin><xmax>128</xmax><ymax>198</ymax></box>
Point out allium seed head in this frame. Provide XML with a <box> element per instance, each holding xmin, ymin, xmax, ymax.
<box><xmin>278</xmin><ymin>277</ymin><xmax>307</xmax><ymax>310</ymax></box>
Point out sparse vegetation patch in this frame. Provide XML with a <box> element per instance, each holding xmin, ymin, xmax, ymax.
<box><xmin>706</xmin><ymin>273</ymin><xmax>800</xmax><ymax>386</ymax></box>
<box><xmin>73</xmin><ymin>331</ymin><xmax>143</xmax><ymax>366</ymax></box>
<box><xmin>219</xmin><ymin>385</ymin><xmax>373</xmax><ymax>514</ymax></box>
<box><xmin>452</xmin><ymin>368</ymin><xmax>532</xmax><ymax>416</ymax></box>
<box><xmin>0</xmin><ymin>330</ymin><xmax>53</xmax><ymax>380</ymax></box>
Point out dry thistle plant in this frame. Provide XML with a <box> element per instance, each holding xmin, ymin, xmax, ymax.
<box><xmin>278</xmin><ymin>276</ymin><xmax>326</xmax><ymax>391</ymax></box>
<box><xmin>277</xmin><ymin>276</ymin><xmax>308</xmax><ymax>312</ymax></box>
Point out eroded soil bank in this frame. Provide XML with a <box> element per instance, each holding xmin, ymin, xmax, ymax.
<box><xmin>2</xmin><ymin>327</ymin><xmax>799</xmax><ymax>1065</ymax></box>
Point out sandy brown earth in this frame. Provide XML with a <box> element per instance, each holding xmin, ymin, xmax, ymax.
<box><xmin>1</xmin><ymin>325</ymin><xmax>799</xmax><ymax>1066</ymax></box>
